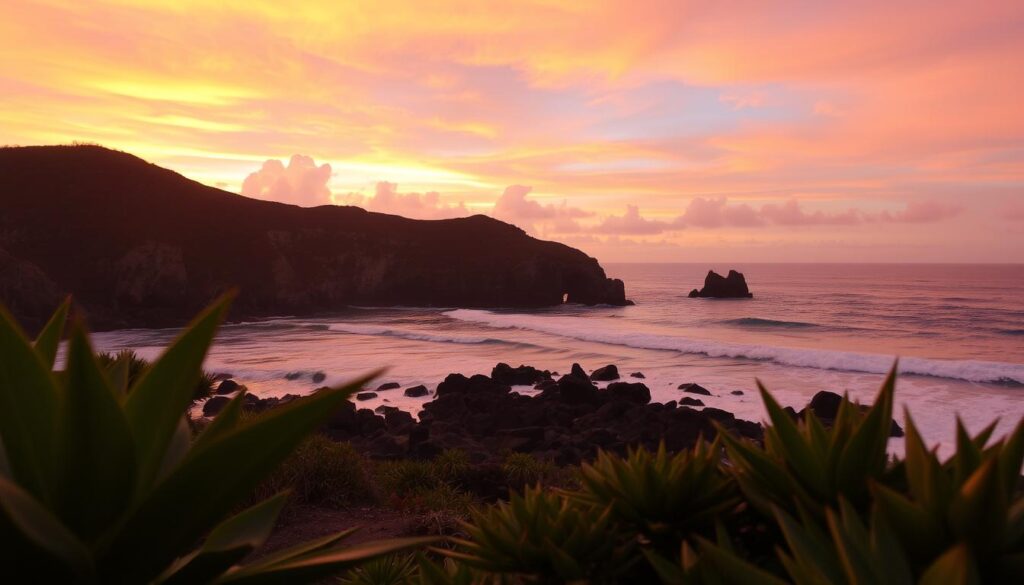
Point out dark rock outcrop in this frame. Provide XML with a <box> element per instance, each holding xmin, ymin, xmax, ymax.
<box><xmin>311</xmin><ymin>371</ymin><xmax>327</xmax><ymax>384</ymax></box>
<box><xmin>215</xmin><ymin>379</ymin><xmax>241</xmax><ymax>395</ymax></box>
<box><xmin>679</xmin><ymin>397</ymin><xmax>705</xmax><ymax>407</ymax></box>
<box><xmin>355</xmin><ymin>392</ymin><xmax>377</xmax><ymax>401</ymax></box>
<box><xmin>629</xmin><ymin>372</ymin><xmax>645</xmax><ymax>379</ymax></box>
<box><xmin>797</xmin><ymin>390</ymin><xmax>904</xmax><ymax>437</ymax></box>
<box><xmin>688</xmin><ymin>270</ymin><xmax>753</xmax><ymax>299</ymax></box>
<box><xmin>0</xmin><ymin>145</ymin><xmax>632</xmax><ymax>331</ymax></box>
<box><xmin>404</xmin><ymin>385</ymin><xmax>429</xmax><ymax>397</ymax></box>
<box><xmin>606</xmin><ymin>382</ymin><xmax>651</xmax><ymax>404</ymax></box>
<box><xmin>678</xmin><ymin>383</ymin><xmax>712</xmax><ymax>396</ymax></box>
<box><xmin>377</xmin><ymin>382</ymin><xmax>401</xmax><ymax>391</ymax></box>
<box><xmin>590</xmin><ymin>364</ymin><xmax>620</xmax><ymax>381</ymax></box>
<box><xmin>491</xmin><ymin>363</ymin><xmax>551</xmax><ymax>386</ymax></box>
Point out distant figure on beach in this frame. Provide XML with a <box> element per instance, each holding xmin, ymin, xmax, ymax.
<box><xmin>688</xmin><ymin>269</ymin><xmax>754</xmax><ymax>298</ymax></box>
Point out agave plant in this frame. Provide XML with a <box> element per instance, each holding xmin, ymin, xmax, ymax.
<box><xmin>719</xmin><ymin>367</ymin><xmax>898</xmax><ymax>519</ymax></box>
<box><xmin>0</xmin><ymin>296</ymin><xmax>430</xmax><ymax>584</ymax></box>
<box><xmin>446</xmin><ymin>487</ymin><xmax>634</xmax><ymax>583</ymax></box>
<box><xmin>569</xmin><ymin>440</ymin><xmax>737</xmax><ymax>551</ymax></box>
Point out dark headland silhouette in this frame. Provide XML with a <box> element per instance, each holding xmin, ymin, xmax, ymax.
<box><xmin>0</xmin><ymin>145</ymin><xmax>630</xmax><ymax>330</ymax></box>
<box><xmin>688</xmin><ymin>269</ymin><xmax>753</xmax><ymax>298</ymax></box>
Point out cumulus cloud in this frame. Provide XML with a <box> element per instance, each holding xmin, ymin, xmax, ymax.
<box><xmin>680</xmin><ymin>197</ymin><xmax>764</xmax><ymax>228</ymax></box>
<box><xmin>241</xmin><ymin>154</ymin><xmax>332</xmax><ymax>206</ymax></box>
<box><xmin>585</xmin><ymin>197</ymin><xmax>963</xmax><ymax>236</ymax></box>
<box><xmin>491</xmin><ymin>185</ymin><xmax>590</xmax><ymax>233</ymax></box>
<box><xmin>348</xmin><ymin>181</ymin><xmax>469</xmax><ymax>220</ymax></box>
<box><xmin>759</xmin><ymin>200</ymin><xmax>863</xmax><ymax>226</ymax></box>
<box><xmin>876</xmin><ymin>200</ymin><xmax>963</xmax><ymax>223</ymax></box>
<box><xmin>594</xmin><ymin>205</ymin><xmax>673</xmax><ymax>235</ymax></box>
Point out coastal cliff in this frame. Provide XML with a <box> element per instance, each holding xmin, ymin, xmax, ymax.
<box><xmin>0</xmin><ymin>145</ymin><xmax>630</xmax><ymax>329</ymax></box>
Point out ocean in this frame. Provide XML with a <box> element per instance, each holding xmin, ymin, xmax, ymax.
<box><xmin>92</xmin><ymin>263</ymin><xmax>1024</xmax><ymax>454</ymax></box>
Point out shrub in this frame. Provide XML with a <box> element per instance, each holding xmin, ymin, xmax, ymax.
<box><xmin>501</xmin><ymin>452</ymin><xmax>559</xmax><ymax>489</ymax></box>
<box><xmin>96</xmin><ymin>348</ymin><xmax>218</xmax><ymax>400</ymax></box>
<box><xmin>377</xmin><ymin>459</ymin><xmax>441</xmax><ymax>498</ymax></box>
<box><xmin>447</xmin><ymin>487</ymin><xmax>635</xmax><ymax>582</ymax></box>
<box><xmin>570</xmin><ymin>439</ymin><xmax>738</xmax><ymax>552</ymax></box>
<box><xmin>340</xmin><ymin>554</ymin><xmax>417</xmax><ymax>585</ymax></box>
<box><xmin>253</xmin><ymin>436</ymin><xmax>376</xmax><ymax>509</ymax></box>
<box><xmin>0</xmin><ymin>297</ymin><xmax>430</xmax><ymax>583</ymax></box>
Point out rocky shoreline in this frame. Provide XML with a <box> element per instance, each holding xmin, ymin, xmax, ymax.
<box><xmin>201</xmin><ymin>362</ymin><xmax>903</xmax><ymax>466</ymax></box>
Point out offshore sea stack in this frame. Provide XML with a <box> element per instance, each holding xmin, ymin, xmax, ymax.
<box><xmin>688</xmin><ymin>269</ymin><xmax>754</xmax><ymax>298</ymax></box>
<box><xmin>0</xmin><ymin>145</ymin><xmax>632</xmax><ymax>330</ymax></box>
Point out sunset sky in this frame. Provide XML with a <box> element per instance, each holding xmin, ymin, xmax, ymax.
<box><xmin>2</xmin><ymin>0</ymin><xmax>1022</xmax><ymax>262</ymax></box>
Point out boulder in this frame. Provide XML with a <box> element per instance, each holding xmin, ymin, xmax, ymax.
<box><xmin>688</xmin><ymin>270</ymin><xmax>753</xmax><ymax>299</ymax></box>
<box><xmin>284</xmin><ymin>372</ymin><xmax>303</xmax><ymax>380</ymax></box>
<box><xmin>679</xmin><ymin>397</ymin><xmax>705</xmax><ymax>407</ymax></box>
<box><xmin>355</xmin><ymin>391</ymin><xmax>377</xmax><ymax>401</ymax></box>
<box><xmin>215</xmin><ymin>379</ymin><xmax>241</xmax><ymax>395</ymax></box>
<box><xmin>606</xmin><ymin>382</ymin><xmax>651</xmax><ymax>404</ymax></box>
<box><xmin>799</xmin><ymin>390</ymin><xmax>904</xmax><ymax>437</ymax></box>
<box><xmin>570</xmin><ymin>363</ymin><xmax>589</xmax><ymax>379</ymax></box>
<box><xmin>591</xmin><ymin>364</ymin><xmax>620</xmax><ymax>381</ymax></box>
<box><xmin>404</xmin><ymin>385</ymin><xmax>429</xmax><ymax>397</ymax></box>
<box><xmin>678</xmin><ymin>383</ymin><xmax>712</xmax><ymax>396</ymax></box>
<box><xmin>202</xmin><ymin>395</ymin><xmax>231</xmax><ymax>416</ymax></box>
<box><xmin>555</xmin><ymin>371</ymin><xmax>599</xmax><ymax>404</ymax></box>
<box><xmin>629</xmin><ymin>372</ymin><xmax>646</xmax><ymax>379</ymax></box>
<box><xmin>311</xmin><ymin>371</ymin><xmax>327</xmax><ymax>383</ymax></box>
<box><xmin>731</xmin><ymin>390</ymin><xmax>744</xmax><ymax>396</ymax></box>
<box><xmin>491</xmin><ymin>363</ymin><xmax>551</xmax><ymax>386</ymax></box>
<box><xmin>377</xmin><ymin>382</ymin><xmax>401</xmax><ymax>391</ymax></box>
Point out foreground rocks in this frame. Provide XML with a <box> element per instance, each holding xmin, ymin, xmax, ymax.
<box><xmin>201</xmin><ymin>364</ymin><xmax>905</xmax><ymax>466</ymax></box>
<box><xmin>688</xmin><ymin>269</ymin><xmax>753</xmax><ymax>299</ymax></box>
<box><xmin>319</xmin><ymin>362</ymin><xmax>763</xmax><ymax>465</ymax></box>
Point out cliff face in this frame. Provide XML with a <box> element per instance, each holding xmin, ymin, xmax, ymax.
<box><xmin>0</xmin><ymin>145</ymin><xmax>629</xmax><ymax>330</ymax></box>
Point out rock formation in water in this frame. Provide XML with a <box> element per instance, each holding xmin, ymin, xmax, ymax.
<box><xmin>688</xmin><ymin>269</ymin><xmax>754</xmax><ymax>298</ymax></box>
<box><xmin>0</xmin><ymin>145</ymin><xmax>631</xmax><ymax>330</ymax></box>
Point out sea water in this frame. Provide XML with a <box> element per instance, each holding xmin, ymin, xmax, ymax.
<box><xmin>91</xmin><ymin>263</ymin><xmax>1024</xmax><ymax>455</ymax></box>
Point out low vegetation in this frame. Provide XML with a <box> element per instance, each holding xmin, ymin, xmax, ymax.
<box><xmin>2</xmin><ymin>298</ymin><xmax>1021</xmax><ymax>583</ymax></box>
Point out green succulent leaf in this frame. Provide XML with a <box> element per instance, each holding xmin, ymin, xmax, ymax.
<box><xmin>101</xmin><ymin>374</ymin><xmax>376</xmax><ymax>583</ymax></box>
<box><xmin>160</xmin><ymin>492</ymin><xmax>289</xmax><ymax>585</ymax></box>
<box><xmin>124</xmin><ymin>292</ymin><xmax>234</xmax><ymax>491</ymax></box>
<box><xmin>0</xmin><ymin>305</ymin><xmax>61</xmax><ymax>500</ymax></box>
<box><xmin>0</xmin><ymin>475</ymin><xmax>94</xmax><ymax>580</ymax></box>
<box><xmin>56</xmin><ymin>322</ymin><xmax>137</xmax><ymax>540</ymax></box>
<box><xmin>32</xmin><ymin>297</ymin><xmax>70</xmax><ymax>368</ymax></box>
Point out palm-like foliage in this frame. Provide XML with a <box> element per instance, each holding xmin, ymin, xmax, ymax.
<box><xmin>447</xmin><ymin>487</ymin><xmax>634</xmax><ymax>583</ymax></box>
<box><xmin>0</xmin><ymin>296</ymin><xmax>430</xmax><ymax>584</ymax></box>
<box><xmin>570</xmin><ymin>440</ymin><xmax>737</xmax><ymax>550</ymax></box>
<box><xmin>719</xmin><ymin>367</ymin><xmax>897</xmax><ymax>519</ymax></box>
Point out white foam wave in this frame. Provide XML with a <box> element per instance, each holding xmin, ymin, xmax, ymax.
<box><xmin>326</xmin><ymin>322</ymin><xmax>512</xmax><ymax>345</ymax></box>
<box><xmin>444</xmin><ymin>309</ymin><xmax>1024</xmax><ymax>385</ymax></box>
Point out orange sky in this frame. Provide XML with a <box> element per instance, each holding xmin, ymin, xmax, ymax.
<box><xmin>2</xmin><ymin>0</ymin><xmax>1022</xmax><ymax>262</ymax></box>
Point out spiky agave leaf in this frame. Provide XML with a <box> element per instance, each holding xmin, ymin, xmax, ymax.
<box><xmin>569</xmin><ymin>440</ymin><xmax>738</xmax><ymax>548</ymax></box>
<box><xmin>0</xmin><ymin>296</ymin><xmax>432</xmax><ymax>584</ymax></box>
<box><xmin>447</xmin><ymin>486</ymin><xmax>634</xmax><ymax>582</ymax></box>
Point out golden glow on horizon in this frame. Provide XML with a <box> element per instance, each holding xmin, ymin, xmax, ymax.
<box><xmin>1</xmin><ymin>0</ymin><xmax>1022</xmax><ymax>261</ymax></box>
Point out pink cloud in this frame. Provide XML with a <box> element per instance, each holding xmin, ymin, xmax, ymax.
<box><xmin>241</xmin><ymin>155</ymin><xmax>332</xmax><ymax>207</ymax></box>
<box><xmin>759</xmin><ymin>200</ymin><xmax>864</xmax><ymax>226</ymax></box>
<box><xmin>877</xmin><ymin>200</ymin><xmax>963</xmax><ymax>223</ymax></box>
<box><xmin>491</xmin><ymin>185</ymin><xmax>589</xmax><ymax>233</ymax></box>
<box><xmin>346</xmin><ymin>181</ymin><xmax>469</xmax><ymax>220</ymax></box>
<box><xmin>680</xmin><ymin>197</ymin><xmax>764</xmax><ymax>228</ymax></box>
<box><xmin>594</xmin><ymin>205</ymin><xmax>672</xmax><ymax>235</ymax></box>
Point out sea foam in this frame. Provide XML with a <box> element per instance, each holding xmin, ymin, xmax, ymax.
<box><xmin>444</xmin><ymin>309</ymin><xmax>1024</xmax><ymax>385</ymax></box>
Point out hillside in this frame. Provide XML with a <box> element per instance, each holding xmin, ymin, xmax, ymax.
<box><xmin>0</xmin><ymin>145</ymin><xmax>629</xmax><ymax>330</ymax></box>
